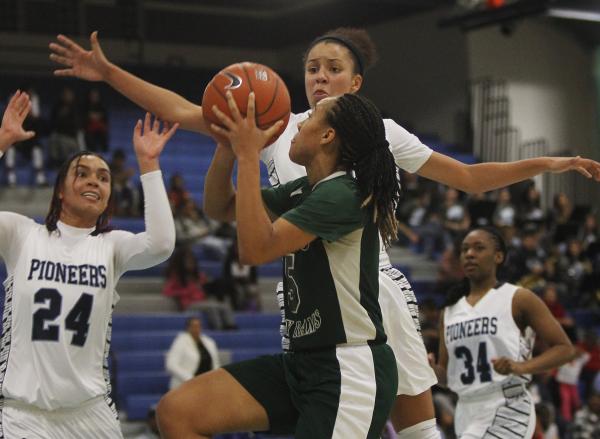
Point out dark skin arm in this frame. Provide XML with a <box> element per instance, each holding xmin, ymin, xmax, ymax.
<box><xmin>492</xmin><ymin>288</ymin><xmax>575</xmax><ymax>375</ymax></box>
<box><xmin>430</xmin><ymin>311</ymin><xmax>449</xmax><ymax>387</ymax></box>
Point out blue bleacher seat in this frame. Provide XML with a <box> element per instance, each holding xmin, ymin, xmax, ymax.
<box><xmin>230</xmin><ymin>348</ymin><xmax>281</xmax><ymax>362</ymax></box>
<box><xmin>257</xmin><ymin>261</ymin><xmax>282</xmax><ymax>277</ymax></box>
<box><xmin>124</xmin><ymin>393</ymin><xmax>163</xmax><ymax>421</ymax></box>
<box><xmin>112</xmin><ymin>314</ymin><xmax>192</xmax><ymax>332</ymax></box>
<box><xmin>111</xmin><ymin>331</ymin><xmax>178</xmax><ymax>352</ymax></box>
<box><xmin>234</xmin><ymin>313</ymin><xmax>281</xmax><ymax>330</ymax></box>
<box><xmin>116</xmin><ymin>351</ymin><xmax>166</xmax><ymax>373</ymax></box>
<box><xmin>116</xmin><ymin>371</ymin><xmax>169</xmax><ymax>403</ymax></box>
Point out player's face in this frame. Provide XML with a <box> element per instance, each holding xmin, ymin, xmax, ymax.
<box><xmin>289</xmin><ymin>97</ymin><xmax>335</xmax><ymax>166</ymax></box>
<box><xmin>460</xmin><ymin>230</ymin><xmax>502</xmax><ymax>280</ymax></box>
<box><xmin>304</xmin><ymin>42</ymin><xmax>363</xmax><ymax>108</ymax></box>
<box><xmin>59</xmin><ymin>155</ymin><xmax>111</xmax><ymax>227</ymax></box>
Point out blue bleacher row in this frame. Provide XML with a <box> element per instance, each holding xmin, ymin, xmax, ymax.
<box><xmin>110</xmin><ymin>313</ymin><xmax>282</xmax><ymax>421</ymax></box>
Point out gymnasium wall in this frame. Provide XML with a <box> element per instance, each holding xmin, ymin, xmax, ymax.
<box><xmin>467</xmin><ymin>17</ymin><xmax>597</xmax><ymax>160</ymax></box>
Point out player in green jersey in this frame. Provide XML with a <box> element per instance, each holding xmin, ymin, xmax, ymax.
<box><xmin>156</xmin><ymin>92</ymin><xmax>400</xmax><ymax>439</ymax></box>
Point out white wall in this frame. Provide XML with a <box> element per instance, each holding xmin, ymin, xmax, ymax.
<box><xmin>467</xmin><ymin>18</ymin><xmax>597</xmax><ymax>159</ymax></box>
<box><xmin>364</xmin><ymin>10</ymin><xmax>470</xmax><ymax>145</ymax></box>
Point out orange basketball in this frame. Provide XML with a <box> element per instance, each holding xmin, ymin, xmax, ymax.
<box><xmin>202</xmin><ymin>62</ymin><xmax>291</xmax><ymax>145</ymax></box>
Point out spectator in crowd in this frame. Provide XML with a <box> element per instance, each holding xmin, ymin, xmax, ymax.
<box><xmin>435</xmin><ymin>240</ymin><xmax>464</xmax><ymax>295</ymax></box>
<box><xmin>569</xmin><ymin>391</ymin><xmax>600</xmax><ymax>439</ymax></box>
<box><xmin>556</xmin><ymin>341</ymin><xmax>591</xmax><ymax>422</ymax></box>
<box><xmin>556</xmin><ymin>239</ymin><xmax>593</xmax><ymax>305</ymax></box>
<box><xmin>109</xmin><ymin>148</ymin><xmax>139</xmax><ymax>216</ymax></box>
<box><xmin>48</xmin><ymin>86</ymin><xmax>81</xmax><ymax>167</ymax></box>
<box><xmin>165</xmin><ymin>317</ymin><xmax>220</xmax><ymax>390</ymax></box>
<box><xmin>167</xmin><ymin>173</ymin><xmax>191</xmax><ymax>212</ymax></box>
<box><xmin>534</xmin><ymin>402</ymin><xmax>559</xmax><ymax>439</ymax></box>
<box><xmin>174</xmin><ymin>198</ymin><xmax>229</xmax><ymax>259</ymax></box>
<box><xmin>578</xmin><ymin>213</ymin><xmax>597</xmax><ymax>250</ymax></box>
<box><xmin>506</xmin><ymin>227</ymin><xmax>547</xmax><ymax>286</ymax></box>
<box><xmin>466</xmin><ymin>192</ymin><xmax>495</xmax><ymax>227</ymax></box>
<box><xmin>4</xmin><ymin>86</ymin><xmax>46</xmax><ymax>186</ymax></box>
<box><xmin>220</xmin><ymin>239</ymin><xmax>259</xmax><ymax>311</ymax></box>
<box><xmin>518</xmin><ymin>183</ymin><xmax>546</xmax><ymax>226</ymax></box>
<box><xmin>550</xmin><ymin>192</ymin><xmax>574</xmax><ymax>227</ymax></box>
<box><xmin>542</xmin><ymin>283</ymin><xmax>574</xmax><ymax>330</ymax></box>
<box><xmin>162</xmin><ymin>246</ymin><xmax>209</xmax><ymax>311</ymax></box>
<box><xmin>132</xmin><ymin>406</ymin><xmax>160</xmax><ymax>439</ymax></box>
<box><xmin>493</xmin><ymin>188</ymin><xmax>516</xmax><ymax>228</ymax></box>
<box><xmin>579</xmin><ymin>330</ymin><xmax>600</xmax><ymax>400</ymax></box>
<box><xmin>399</xmin><ymin>189</ymin><xmax>445</xmax><ymax>258</ymax></box>
<box><xmin>419</xmin><ymin>298</ymin><xmax>441</xmax><ymax>354</ymax></box>
<box><xmin>441</xmin><ymin>187</ymin><xmax>470</xmax><ymax>248</ymax></box>
<box><xmin>83</xmin><ymin>88</ymin><xmax>108</xmax><ymax>152</ymax></box>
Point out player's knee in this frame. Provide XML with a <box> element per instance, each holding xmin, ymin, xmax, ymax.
<box><xmin>156</xmin><ymin>392</ymin><xmax>183</xmax><ymax>436</ymax></box>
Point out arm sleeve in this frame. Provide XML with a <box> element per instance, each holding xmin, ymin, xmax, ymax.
<box><xmin>110</xmin><ymin>170</ymin><xmax>175</xmax><ymax>277</ymax></box>
<box><xmin>384</xmin><ymin>118</ymin><xmax>433</xmax><ymax>173</ymax></box>
<box><xmin>282</xmin><ymin>180</ymin><xmax>364</xmax><ymax>242</ymax></box>
<box><xmin>0</xmin><ymin>212</ymin><xmax>35</xmax><ymax>271</ymax></box>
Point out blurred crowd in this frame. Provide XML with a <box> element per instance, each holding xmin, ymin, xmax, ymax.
<box><xmin>401</xmin><ymin>171</ymin><xmax>600</xmax><ymax>438</ymax></box>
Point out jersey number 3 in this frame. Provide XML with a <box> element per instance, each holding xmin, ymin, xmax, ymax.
<box><xmin>32</xmin><ymin>288</ymin><xmax>94</xmax><ymax>347</ymax></box>
<box><xmin>454</xmin><ymin>342</ymin><xmax>492</xmax><ymax>385</ymax></box>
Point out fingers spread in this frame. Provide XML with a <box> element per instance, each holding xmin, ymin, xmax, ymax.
<box><xmin>49</xmin><ymin>42</ymin><xmax>71</xmax><ymax>57</ymax></box>
<box><xmin>49</xmin><ymin>54</ymin><xmax>73</xmax><ymax>67</ymax></box>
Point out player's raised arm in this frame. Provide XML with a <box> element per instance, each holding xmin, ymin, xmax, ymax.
<box><xmin>0</xmin><ymin>90</ymin><xmax>35</xmax><ymax>153</ymax></box>
<box><xmin>50</xmin><ymin>32</ymin><xmax>208</xmax><ymax>134</ymax></box>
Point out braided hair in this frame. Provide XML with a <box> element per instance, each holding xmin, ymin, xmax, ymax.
<box><xmin>325</xmin><ymin>93</ymin><xmax>400</xmax><ymax>247</ymax></box>
<box><xmin>444</xmin><ymin>226</ymin><xmax>508</xmax><ymax>307</ymax></box>
<box><xmin>45</xmin><ymin>151</ymin><xmax>114</xmax><ymax>235</ymax></box>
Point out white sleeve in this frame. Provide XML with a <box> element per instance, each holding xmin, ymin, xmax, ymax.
<box><xmin>110</xmin><ymin>170</ymin><xmax>175</xmax><ymax>277</ymax></box>
<box><xmin>0</xmin><ymin>212</ymin><xmax>35</xmax><ymax>271</ymax></box>
<box><xmin>384</xmin><ymin>118</ymin><xmax>433</xmax><ymax>173</ymax></box>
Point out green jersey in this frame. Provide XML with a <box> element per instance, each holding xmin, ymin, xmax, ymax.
<box><xmin>261</xmin><ymin>171</ymin><xmax>386</xmax><ymax>352</ymax></box>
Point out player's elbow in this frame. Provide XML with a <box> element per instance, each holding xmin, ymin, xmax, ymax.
<box><xmin>238</xmin><ymin>245</ymin><xmax>267</xmax><ymax>266</ymax></box>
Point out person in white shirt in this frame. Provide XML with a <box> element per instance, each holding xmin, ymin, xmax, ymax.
<box><xmin>0</xmin><ymin>90</ymin><xmax>177</xmax><ymax>439</ymax></box>
<box><xmin>165</xmin><ymin>316</ymin><xmax>220</xmax><ymax>389</ymax></box>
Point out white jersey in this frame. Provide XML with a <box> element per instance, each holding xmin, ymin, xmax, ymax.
<box><xmin>0</xmin><ymin>171</ymin><xmax>174</xmax><ymax>411</ymax></box>
<box><xmin>260</xmin><ymin>110</ymin><xmax>433</xmax><ymax>268</ymax></box>
<box><xmin>444</xmin><ymin>283</ymin><xmax>535</xmax><ymax>398</ymax></box>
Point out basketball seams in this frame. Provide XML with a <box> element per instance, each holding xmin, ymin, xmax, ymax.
<box><xmin>257</xmin><ymin>75</ymin><xmax>279</xmax><ymax>118</ymax></box>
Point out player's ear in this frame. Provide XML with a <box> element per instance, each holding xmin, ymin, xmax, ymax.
<box><xmin>321</xmin><ymin>127</ymin><xmax>336</xmax><ymax>145</ymax></box>
<box><xmin>350</xmin><ymin>74</ymin><xmax>363</xmax><ymax>93</ymax></box>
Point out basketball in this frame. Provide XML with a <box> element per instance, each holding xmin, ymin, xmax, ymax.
<box><xmin>202</xmin><ymin>62</ymin><xmax>291</xmax><ymax>145</ymax></box>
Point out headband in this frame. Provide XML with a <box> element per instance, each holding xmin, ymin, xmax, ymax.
<box><xmin>309</xmin><ymin>35</ymin><xmax>365</xmax><ymax>75</ymax></box>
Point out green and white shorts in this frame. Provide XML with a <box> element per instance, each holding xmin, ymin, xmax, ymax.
<box><xmin>224</xmin><ymin>343</ymin><xmax>397</xmax><ymax>438</ymax></box>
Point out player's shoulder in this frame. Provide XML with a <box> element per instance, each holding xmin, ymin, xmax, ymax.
<box><xmin>311</xmin><ymin>174</ymin><xmax>360</xmax><ymax>207</ymax></box>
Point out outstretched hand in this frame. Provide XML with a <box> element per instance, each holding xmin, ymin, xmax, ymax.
<box><xmin>548</xmin><ymin>156</ymin><xmax>600</xmax><ymax>181</ymax></box>
<box><xmin>0</xmin><ymin>90</ymin><xmax>35</xmax><ymax>151</ymax></box>
<box><xmin>50</xmin><ymin>31</ymin><xmax>111</xmax><ymax>82</ymax></box>
<box><xmin>133</xmin><ymin>113</ymin><xmax>179</xmax><ymax>173</ymax></box>
<box><xmin>210</xmin><ymin>91</ymin><xmax>283</xmax><ymax>159</ymax></box>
